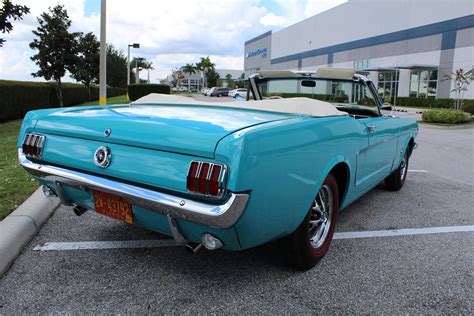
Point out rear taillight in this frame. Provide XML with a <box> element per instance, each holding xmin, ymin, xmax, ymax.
<box><xmin>22</xmin><ymin>133</ymin><xmax>45</xmax><ymax>159</ymax></box>
<box><xmin>187</xmin><ymin>161</ymin><xmax>226</xmax><ymax>198</ymax></box>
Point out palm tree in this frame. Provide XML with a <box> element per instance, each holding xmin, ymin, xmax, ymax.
<box><xmin>182</xmin><ymin>63</ymin><xmax>196</xmax><ymax>91</ymax></box>
<box><xmin>143</xmin><ymin>61</ymin><xmax>154</xmax><ymax>83</ymax></box>
<box><xmin>196</xmin><ymin>56</ymin><xmax>215</xmax><ymax>88</ymax></box>
<box><xmin>131</xmin><ymin>57</ymin><xmax>146</xmax><ymax>83</ymax></box>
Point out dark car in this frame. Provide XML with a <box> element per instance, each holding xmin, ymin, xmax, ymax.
<box><xmin>210</xmin><ymin>87</ymin><xmax>230</xmax><ymax>97</ymax></box>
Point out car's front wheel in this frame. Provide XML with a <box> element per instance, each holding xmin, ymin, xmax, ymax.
<box><xmin>279</xmin><ymin>174</ymin><xmax>339</xmax><ymax>270</ymax></box>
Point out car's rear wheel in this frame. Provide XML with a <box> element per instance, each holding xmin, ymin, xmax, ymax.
<box><xmin>385</xmin><ymin>148</ymin><xmax>409</xmax><ymax>191</ymax></box>
<box><xmin>279</xmin><ymin>174</ymin><xmax>339</xmax><ymax>270</ymax></box>
<box><xmin>218</xmin><ymin>93</ymin><xmax>222</xmax><ymax>97</ymax></box>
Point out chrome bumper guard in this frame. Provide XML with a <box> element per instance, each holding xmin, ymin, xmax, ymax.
<box><xmin>19</xmin><ymin>149</ymin><xmax>249</xmax><ymax>229</ymax></box>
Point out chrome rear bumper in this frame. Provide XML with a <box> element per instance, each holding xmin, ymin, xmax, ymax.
<box><xmin>19</xmin><ymin>149</ymin><xmax>248</xmax><ymax>229</ymax></box>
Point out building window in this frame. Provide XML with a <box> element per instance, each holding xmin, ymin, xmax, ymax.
<box><xmin>410</xmin><ymin>70</ymin><xmax>437</xmax><ymax>98</ymax></box>
<box><xmin>377</xmin><ymin>71</ymin><xmax>399</xmax><ymax>101</ymax></box>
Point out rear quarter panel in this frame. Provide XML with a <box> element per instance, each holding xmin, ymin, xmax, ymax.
<box><xmin>216</xmin><ymin>115</ymin><xmax>369</xmax><ymax>249</ymax></box>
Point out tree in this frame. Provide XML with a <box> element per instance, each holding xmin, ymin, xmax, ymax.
<box><xmin>131</xmin><ymin>56</ymin><xmax>153</xmax><ymax>83</ymax></box>
<box><xmin>106</xmin><ymin>43</ymin><xmax>133</xmax><ymax>88</ymax></box>
<box><xmin>143</xmin><ymin>60</ymin><xmax>154</xmax><ymax>83</ymax></box>
<box><xmin>69</xmin><ymin>32</ymin><xmax>99</xmax><ymax>101</ymax></box>
<box><xmin>443</xmin><ymin>68</ymin><xmax>473</xmax><ymax>110</ymax></box>
<box><xmin>196</xmin><ymin>56</ymin><xmax>215</xmax><ymax>88</ymax></box>
<box><xmin>225</xmin><ymin>73</ymin><xmax>233</xmax><ymax>88</ymax></box>
<box><xmin>182</xmin><ymin>63</ymin><xmax>196</xmax><ymax>91</ymax></box>
<box><xmin>0</xmin><ymin>0</ymin><xmax>30</xmax><ymax>47</ymax></box>
<box><xmin>30</xmin><ymin>5</ymin><xmax>80</xmax><ymax>107</ymax></box>
<box><xmin>206</xmin><ymin>68</ymin><xmax>220</xmax><ymax>88</ymax></box>
<box><xmin>168</xmin><ymin>68</ymin><xmax>184</xmax><ymax>87</ymax></box>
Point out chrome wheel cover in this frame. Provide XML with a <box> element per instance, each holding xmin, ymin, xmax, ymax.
<box><xmin>309</xmin><ymin>184</ymin><xmax>334</xmax><ymax>249</ymax></box>
<box><xmin>400</xmin><ymin>154</ymin><xmax>407</xmax><ymax>180</ymax></box>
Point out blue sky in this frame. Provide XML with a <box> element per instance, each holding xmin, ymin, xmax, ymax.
<box><xmin>0</xmin><ymin>0</ymin><xmax>347</xmax><ymax>81</ymax></box>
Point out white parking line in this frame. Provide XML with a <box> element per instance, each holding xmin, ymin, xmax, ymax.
<box><xmin>32</xmin><ymin>225</ymin><xmax>474</xmax><ymax>251</ymax></box>
<box><xmin>32</xmin><ymin>239</ymin><xmax>177</xmax><ymax>251</ymax></box>
<box><xmin>334</xmin><ymin>225</ymin><xmax>474</xmax><ymax>240</ymax></box>
<box><xmin>408</xmin><ymin>169</ymin><xmax>429</xmax><ymax>173</ymax></box>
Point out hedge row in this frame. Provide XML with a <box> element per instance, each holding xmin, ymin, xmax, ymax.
<box><xmin>0</xmin><ymin>80</ymin><xmax>127</xmax><ymax>122</ymax></box>
<box><xmin>266</xmin><ymin>93</ymin><xmax>474</xmax><ymax>114</ymax></box>
<box><xmin>393</xmin><ymin>97</ymin><xmax>474</xmax><ymax>109</ymax></box>
<box><xmin>128</xmin><ymin>84</ymin><xmax>170</xmax><ymax>101</ymax></box>
<box><xmin>422</xmin><ymin>109</ymin><xmax>471</xmax><ymax>124</ymax></box>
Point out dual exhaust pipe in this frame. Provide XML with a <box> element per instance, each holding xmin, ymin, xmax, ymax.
<box><xmin>43</xmin><ymin>185</ymin><xmax>224</xmax><ymax>254</ymax></box>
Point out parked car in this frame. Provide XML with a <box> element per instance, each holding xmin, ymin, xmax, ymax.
<box><xmin>18</xmin><ymin>68</ymin><xmax>417</xmax><ymax>270</ymax></box>
<box><xmin>205</xmin><ymin>87</ymin><xmax>215</xmax><ymax>96</ymax></box>
<box><xmin>201</xmin><ymin>88</ymin><xmax>208</xmax><ymax>95</ymax></box>
<box><xmin>209</xmin><ymin>87</ymin><xmax>229</xmax><ymax>97</ymax></box>
<box><xmin>229</xmin><ymin>88</ymin><xmax>250</xmax><ymax>98</ymax></box>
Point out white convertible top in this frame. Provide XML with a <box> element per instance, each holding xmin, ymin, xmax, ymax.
<box><xmin>131</xmin><ymin>94</ymin><xmax>346</xmax><ymax>117</ymax></box>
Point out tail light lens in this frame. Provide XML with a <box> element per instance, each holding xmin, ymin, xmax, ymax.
<box><xmin>187</xmin><ymin>161</ymin><xmax>226</xmax><ymax>198</ymax></box>
<box><xmin>22</xmin><ymin>133</ymin><xmax>45</xmax><ymax>159</ymax></box>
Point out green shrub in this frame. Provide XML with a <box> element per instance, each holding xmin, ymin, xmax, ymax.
<box><xmin>0</xmin><ymin>80</ymin><xmax>127</xmax><ymax>122</ymax></box>
<box><xmin>395</xmin><ymin>97</ymin><xmax>474</xmax><ymax>109</ymax></box>
<box><xmin>461</xmin><ymin>103</ymin><xmax>474</xmax><ymax>115</ymax></box>
<box><xmin>128</xmin><ymin>84</ymin><xmax>170</xmax><ymax>101</ymax></box>
<box><xmin>422</xmin><ymin>109</ymin><xmax>471</xmax><ymax>124</ymax></box>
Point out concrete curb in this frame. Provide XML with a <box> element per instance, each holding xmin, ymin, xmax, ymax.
<box><xmin>418</xmin><ymin>122</ymin><xmax>474</xmax><ymax>129</ymax></box>
<box><xmin>0</xmin><ymin>187</ymin><xmax>60</xmax><ymax>276</ymax></box>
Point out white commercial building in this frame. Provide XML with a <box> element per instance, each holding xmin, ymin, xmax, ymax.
<box><xmin>244</xmin><ymin>0</ymin><xmax>474</xmax><ymax>100</ymax></box>
<box><xmin>181</xmin><ymin>69</ymin><xmax>244</xmax><ymax>91</ymax></box>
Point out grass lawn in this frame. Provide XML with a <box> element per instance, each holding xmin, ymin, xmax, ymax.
<box><xmin>0</xmin><ymin>120</ymin><xmax>38</xmax><ymax>220</ymax></box>
<box><xmin>80</xmin><ymin>94</ymin><xmax>130</xmax><ymax>106</ymax></box>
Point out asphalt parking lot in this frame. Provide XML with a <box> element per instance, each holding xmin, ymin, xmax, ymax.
<box><xmin>0</xmin><ymin>111</ymin><xmax>473</xmax><ymax>313</ymax></box>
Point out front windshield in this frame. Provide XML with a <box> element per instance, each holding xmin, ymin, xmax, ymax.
<box><xmin>255</xmin><ymin>78</ymin><xmax>380</xmax><ymax>117</ymax></box>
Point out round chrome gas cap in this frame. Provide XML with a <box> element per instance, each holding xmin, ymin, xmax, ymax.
<box><xmin>94</xmin><ymin>146</ymin><xmax>111</xmax><ymax>168</ymax></box>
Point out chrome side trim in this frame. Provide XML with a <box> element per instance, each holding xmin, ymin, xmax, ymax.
<box><xmin>19</xmin><ymin>149</ymin><xmax>249</xmax><ymax>229</ymax></box>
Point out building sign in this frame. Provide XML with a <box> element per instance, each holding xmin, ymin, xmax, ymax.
<box><xmin>247</xmin><ymin>48</ymin><xmax>267</xmax><ymax>59</ymax></box>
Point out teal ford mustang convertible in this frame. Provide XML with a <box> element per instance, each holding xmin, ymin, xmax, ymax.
<box><xmin>18</xmin><ymin>68</ymin><xmax>418</xmax><ymax>270</ymax></box>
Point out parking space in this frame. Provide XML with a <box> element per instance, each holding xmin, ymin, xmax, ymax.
<box><xmin>0</xmin><ymin>125</ymin><xmax>472</xmax><ymax>313</ymax></box>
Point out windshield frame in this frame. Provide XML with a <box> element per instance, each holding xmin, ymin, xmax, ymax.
<box><xmin>248</xmin><ymin>76</ymin><xmax>383</xmax><ymax>117</ymax></box>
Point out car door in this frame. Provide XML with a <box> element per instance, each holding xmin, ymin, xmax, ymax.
<box><xmin>360</xmin><ymin>115</ymin><xmax>400</xmax><ymax>187</ymax></box>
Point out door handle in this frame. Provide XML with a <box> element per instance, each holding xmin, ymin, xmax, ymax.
<box><xmin>367</xmin><ymin>125</ymin><xmax>376</xmax><ymax>133</ymax></box>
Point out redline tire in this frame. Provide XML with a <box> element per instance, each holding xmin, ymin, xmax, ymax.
<box><xmin>279</xmin><ymin>173</ymin><xmax>340</xmax><ymax>270</ymax></box>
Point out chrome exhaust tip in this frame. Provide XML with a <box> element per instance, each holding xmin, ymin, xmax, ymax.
<box><xmin>73</xmin><ymin>205</ymin><xmax>88</xmax><ymax>216</ymax></box>
<box><xmin>42</xmin><ymin>185</ymin><xmax>57</xmax><ymax>197</ymax></box>
<box><xmin>184</xmin><ymin>243</ymin><xmax>203</xmax><ymax>255</ymax></box>
<box><xmin>201</xmin><ymin>233</ymin><xmax>224</xmax><ymax>250</ymax></box>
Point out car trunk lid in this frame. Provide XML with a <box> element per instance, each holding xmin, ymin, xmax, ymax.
<box><xmin>33</xmin><ymin>104</ymin><xmax>293</xmax><ymax>158</ymax></box>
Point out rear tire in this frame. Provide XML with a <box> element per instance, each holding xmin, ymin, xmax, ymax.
<box><xmin>279</xmin><ymin>174</ymin><xmax>339</xmax><ymax>270</ymax></box>
<box><xmin>385</xmin><ymin>148</ymin><xmax>409</xmax><ymax>191</ymax></box>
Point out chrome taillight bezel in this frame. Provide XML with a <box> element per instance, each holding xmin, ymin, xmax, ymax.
<box><xmin>186</xmin><ymin>161</ymin><xmax>227</xmax><ymax>199</ymax></box>
<box><xmin>22</xmin><ymin>133</ymin><xmax>45</xmax><ymax>159</ymax></box>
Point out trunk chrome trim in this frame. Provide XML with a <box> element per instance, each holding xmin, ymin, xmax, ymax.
<box><xmin>19</xmin><ymin>149</ymin><xmax>249</xmax><ymax>229</ymax></box>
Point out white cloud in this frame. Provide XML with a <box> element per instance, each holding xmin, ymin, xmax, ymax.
<box><xmin>0</xmin><ymin>0</ymin><xmax>346</xmax><ymax>82</ymax></box>
<box><xmin>260</xmin><ymin>13</ymin><xmax>287</xmax><ymax>26</ymax></box>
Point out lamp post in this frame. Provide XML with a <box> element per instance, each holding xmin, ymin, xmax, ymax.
<box><xmin>99</xmin><ymin>0</ymin><xmax>106</xmax><ymax>105</ymax></box>
<box><xmin>127</xmin><ymin>43</ymin><xmax>140</xmax><ymax>86</ymax></box>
